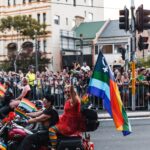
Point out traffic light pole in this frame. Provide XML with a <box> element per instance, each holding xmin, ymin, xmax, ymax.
<box><xmin>130</xmin><ymin>0</ymin><xmax>136</xmax><ymax>111</ymax></box>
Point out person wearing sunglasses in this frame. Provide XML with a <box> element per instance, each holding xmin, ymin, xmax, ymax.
<box><xmin>49</xmin><ymin>85</ymin><xmax>85</xmax><ymax>150</ymax></box>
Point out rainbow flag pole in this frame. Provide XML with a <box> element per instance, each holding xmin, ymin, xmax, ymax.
<box><xmin>87</xmin><ymin>51</ymin><xmax>132</xmax><ymax>136</ymax></box>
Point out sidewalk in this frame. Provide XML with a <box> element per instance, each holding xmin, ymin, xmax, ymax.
<box><xmin>58</xmin><ymin>109</ymin><xmax>150</xmax><ymax>119</ymax></box>
<box><xmin>98</xmin><ymin>111</ymin><xmax>150</xmax><ymax>119</ymax></box>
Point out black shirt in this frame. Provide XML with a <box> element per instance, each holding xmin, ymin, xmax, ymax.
<box><xmin>4</xmin><ymin>87</ymin><xmax>14</xmax><ymax>105</ymax></box>
<box><xmin>43</xmin><ymin>107</ymin><xmax>59</xmax><ymax>127</ymax></box>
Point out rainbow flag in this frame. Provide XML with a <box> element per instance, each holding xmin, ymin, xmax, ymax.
<box><xmin>0</xmin><ymin>142</ymin><xmax>7</xmax><ymax>150</ymax></box>
<box><xmin>87</xmin><ymin>51</ymin><xmax>131</xmax><ymax>136</ymax></box>
<box><xmin>15</xmin><ymin>98</ymin><xmax>37</xmax><ymax>118</ymax></box>
<box><xmin>0</xmin><ymin>83</ymin><xmax>6</xmax><ymax>96</ymax></box>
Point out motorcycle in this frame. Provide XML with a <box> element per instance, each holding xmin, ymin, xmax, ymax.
<box><xmin>0</xmin><ymin>112</ymin><xmax>95</xmax><ymax>150</ymax></box>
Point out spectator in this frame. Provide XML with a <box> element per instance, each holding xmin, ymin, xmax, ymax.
<box><xmin>9</xmin><ymin>77</ymin><xmax>31</xmax><ymax>109</ymax></box>
<box><xmin>26</xmin><ymin>65</ymin><xmax>36</xmax><ymax>100</ymax></box>
<box><xmin>81</xmin><ymin>62</ymin><xmax>90</xmax><ymax>72</ymax></box>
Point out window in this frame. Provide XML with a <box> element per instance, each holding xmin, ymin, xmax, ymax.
<box><xmin>8</xmin><ymin>0</ymin><xmax>10</xmax><ymax>6</ymax></box>
<box><xmin>43</xmin><ymin>40</ymin><xmax>47</xmax><ymax>52</ymax></box>
<box><xmin>13</xmin><ymin>0</ymin><xmax>16</xmax><ymax>5</ymax></box>
<box><xmin>89</xmin><ymin>0</ymin><xmax>93</xmax><ymax>6</ymax></box>
<box><xmin>95</xmin><ymin>45</ymin><xmax>98</xmax><ymax>55</ymax></box>
<box><xmin>114</xmin><ymin>45</ymin><xmax>125</xmax><ymax>54</ymax></box>
<box><xmin>84</xmin><ymin>11</ymin><xmax>86</xmax><ymax>17</ymax></box>
<box><xmin>54</xmin><ymin>15</ymin><xmax>60</xmax><ymax>25</ymax></box>
<box><xmin>73</xmin><ymin>0</ymin><xmax>76</xmax><ymax>6</ymax></box>
<box><xmin>103</xmin><ymin>45</ymin><xmax>113</xmax><ymax>54</ymax></box>
<box><xmin>88</xmin><ymin>13</ymin><xmax>93</xmax><ymax>21</ymax></box>
<box><xmin>66</xmin><ymin>18</ymin><xmax>68</xmax><ymax>25</ymax></box>
<box><xmin>37</xmin><ymin>14</ymin><xmax>40</xmax><ymax>23</ymax></box>
<box><xmin>23</xmin><ymin>0</ymin><xmax>26</xmax><ymax>4</ymax></box>
<box><xmin>43</xmin><ymin>13</ymin><xmax>46</xmax><ymax>24</ymax></box>
<box><xmin>72</xmin><ymin>19</ymin><xmax>75</xmax><ymax>27</ymax></box>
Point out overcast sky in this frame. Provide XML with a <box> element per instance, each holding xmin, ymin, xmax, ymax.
<box><xmin>104</xmin><ymin>0</ymin><xmax>150</xmax><ymax>20</ymax></box>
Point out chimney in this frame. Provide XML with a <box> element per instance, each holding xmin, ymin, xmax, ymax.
<box><xmin>75</xmin><ymin>16</ymin><xmax>84</xmax><ymax>27</ymax></box>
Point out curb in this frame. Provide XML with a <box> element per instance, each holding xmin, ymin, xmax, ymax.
<box><xmin>98</xmin><ymin>112</ymin><xmax>150</xmax><ymax>119</ymax></box>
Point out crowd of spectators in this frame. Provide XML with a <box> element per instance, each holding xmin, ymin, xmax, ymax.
<box><xmin>114</xmin><ymin>66</ymin><xmax>150</xmax><ymax>109</ymax></box>
<box><xmin>0</xmin><ymin>62</ymin><xmax>149</xmax><ymax>109</ymax></box>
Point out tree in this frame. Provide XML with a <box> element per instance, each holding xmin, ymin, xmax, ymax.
<box><xmin>0</xmin><ymin>15</ymin><xmax>50</xmax><ymax>71</ymax></box>
<box><xmin>0</xmin><ymin>15</ymin><xmax>47</xmax><ymax>39</ymax></box>
<box><xmin>136</xmin><ymin>56</ymin><xmax>150</xmax><ymax>68</ymax></box>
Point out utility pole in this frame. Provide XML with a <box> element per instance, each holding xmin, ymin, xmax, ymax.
<box><xmin>80</xmin><ymin>34</ymin><xmax>83</xmax><ymax>66</ymax></box>
<box><xmin>35</xmin><ymin>32</ymin><xmax>39</xmax><ymax>72</ymax></box>
<box><xmin>130</xmin><ymin>0</ymin><xmax>136</xmax><ymax>111</ymax></box>
<box><xmin>119</xmin><ymin>1</ymin><xmax>150</xmax><ymax>110</ymax></box>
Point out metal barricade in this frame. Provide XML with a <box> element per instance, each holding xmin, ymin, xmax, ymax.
<box><xmin>33</xmin><ymin>81</ymin><xmax>150</xmax><ymax>111</ymax></box>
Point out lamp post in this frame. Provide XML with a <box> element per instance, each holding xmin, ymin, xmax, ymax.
<box><xmin>80</xmin><ymin>34</ymin><xmax>83</xmax><ymax>66</ymax></box>
<box><xmin>130</xmin><ymin>0</ymin><xmax>136</xmax><ymax>111</ymax></box>
<box><xmin>35</xmin><ymin>32</ymin><xmax>39</xmax><ymax>72</ymax></box>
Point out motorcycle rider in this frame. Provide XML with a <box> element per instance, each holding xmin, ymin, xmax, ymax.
<box><xmin>0</xmin><ymin>81</ymin><xmax>14</xmax><ymax>119</ymax></box>
<box><xmin>17</xmin><ymin>94</ymin><xmax>59</xmax><ymax>150</ymax></box>
<box><xmin>49</xmin><ymin>84</ymin><xmax>85</xmax><ymax>150</ymax></box>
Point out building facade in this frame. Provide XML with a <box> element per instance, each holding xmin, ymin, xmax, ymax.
<box><xmin>0</xmin><ymin>0</ymin><xmax>104</xmax><ymax>71</ymax></box>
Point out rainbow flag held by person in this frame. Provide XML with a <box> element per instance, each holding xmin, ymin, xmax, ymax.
<box><xmin>87</xmin><ymin>51</ymin><xmax>131</xmax><ymax>136</ymax></box>
<box><xmin>15</xmin><ymin>98</ymin><xmax>37</xmax><ymax>118</ymax></box>
<box><xmin>0</xmin><ymin>83</ymin><xmax>6</xmax><ymax>97</ymax></box>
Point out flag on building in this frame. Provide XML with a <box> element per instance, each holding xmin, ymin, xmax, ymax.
<box><xmin>87</xmin><ymin>51</ymin><xmax>131</xmax><ymax>136</ymax></box>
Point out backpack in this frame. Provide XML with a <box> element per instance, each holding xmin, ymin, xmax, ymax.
<box><xmin>81</xmin><ymin>108</ymin><xmax>99</xmax><ymax>132</ymax></box>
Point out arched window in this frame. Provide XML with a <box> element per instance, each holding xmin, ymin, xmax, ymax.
<box><xmin>22</xmin><ymin>41</ymin><xmax>33</xmax><ymax>53</ymax></box>
<box><xmin>7</xmin><ymin>43</ymin><xmax>17</xmax><ymax>51</ymax></box>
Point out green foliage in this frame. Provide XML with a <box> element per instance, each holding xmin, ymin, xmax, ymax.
<box><xmin>0</xmin><ymin>52</ymin><xmax>50</xmax><ymax>72</ymax></box>
<box><xmin>0</xmin><ymin>15</ymin><xmax>49</xmax><ymax>71</ymax></box>
<box><xmin>136</xmin><ymin>56</ymin><xmax>150</xmax><ymax>68</ymax></box>
<box><xmin>0</xmin><ymin>15</ymin><xmax>47</xmax><ymax>39</ymax></box>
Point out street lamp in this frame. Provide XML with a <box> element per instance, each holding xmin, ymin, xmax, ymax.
<box><xmin>80</xmin><ymin>34</ymin><xmax>83</xmax><ymax>66</ymax></box>
<box><xmin>14</xmin><ymin>48</ymin><xmax>23</xmax><ymax>73</ymax></box>
<box><xmin>35</xmin><ymin>31</ymin><xmax>39</xmax><ymax>72</ymax></box>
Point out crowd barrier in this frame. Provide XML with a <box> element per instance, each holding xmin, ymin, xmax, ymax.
<box><xmin>13</xmin><ymin>83</ymin><xmax>150</xmax><ymax>110</ymax></box>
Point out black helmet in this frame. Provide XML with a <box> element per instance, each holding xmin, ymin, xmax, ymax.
<box><xmin>44</xmin><ymin>94</ymin><xmax>55</xmax><ymax>105</ymax></box>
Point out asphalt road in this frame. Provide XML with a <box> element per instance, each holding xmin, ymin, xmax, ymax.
<box><xmin>90</xmin><ymin>118</ymin><xmax>150</xmax><ymax>150</ymax></box>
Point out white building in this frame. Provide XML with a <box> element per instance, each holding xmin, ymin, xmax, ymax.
<box><xmin>0</xmin><ymin>0</ymin><xmax>104</xmax><ymax>71</ymax></box>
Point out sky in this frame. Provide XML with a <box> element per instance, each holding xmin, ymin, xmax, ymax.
<box><xmin>104</xmin><ymin>0</ymin><xmax>150</xmax><ymax>20</ymax></box>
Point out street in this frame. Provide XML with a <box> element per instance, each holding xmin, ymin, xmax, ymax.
<box><xmin>91</xmin><ymin>118</ymin><xmax>150</xmax><ymax>150</ymax></box>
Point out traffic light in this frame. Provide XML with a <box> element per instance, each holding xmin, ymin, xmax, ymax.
<box><xmin>119</xmin><ymin>7</ymin><xmax>129</xmax><ymax>31</ymax></box>
<box><xmin>138</xmin><ymin>35</ymin><xmax>149</xmax><ymax>51</ymax></box>
<box><xmin>136</xmin><ymin>4</ymin><xmax>150</xmax><ymax>33</ymax></box>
